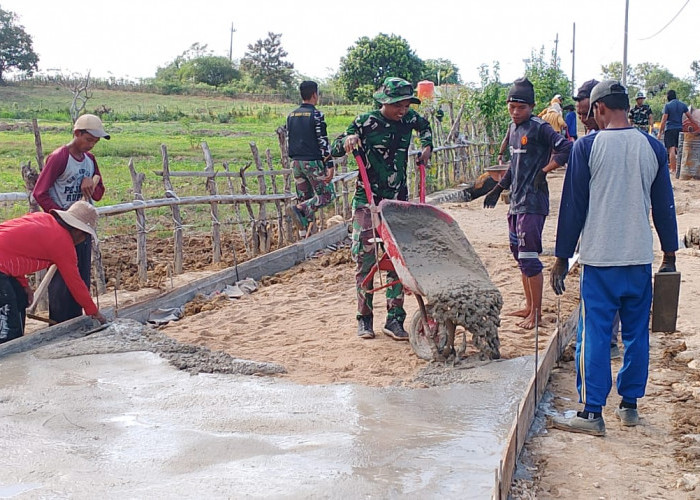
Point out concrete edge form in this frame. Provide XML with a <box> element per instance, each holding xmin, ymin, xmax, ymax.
<box><xmin>493</xmin><ymin>307</ymin><xmax>580</xmax><ymax>499</ymax></box>
<box><xmin>0</xmin><ymin>223</ymin><xmax>350</xmax><ymax>359</ymax></box>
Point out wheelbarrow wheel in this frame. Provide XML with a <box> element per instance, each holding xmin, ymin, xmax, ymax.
<box><xmin>408</xmin><ymin>310</ymin><xmax>454</xmax><ymax>361</ymax></box>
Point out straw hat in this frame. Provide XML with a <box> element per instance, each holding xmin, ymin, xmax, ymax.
<box><xmin>51</xmin><ymin>201</ymin><xmax>98</xmax><ymax>240</ymax></box>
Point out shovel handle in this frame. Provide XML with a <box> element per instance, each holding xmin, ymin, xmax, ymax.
<box><xmin>27</xmin><ymin>264</ymin><xmax>57</xmax><ymax>314</ymax></box>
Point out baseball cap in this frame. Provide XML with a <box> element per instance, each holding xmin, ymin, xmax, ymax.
<box><xmin>51</xmin><ymin>200</ymin><xmax>98</xmax><ymax>240</ymax></box>
<box><xmin>74</xmin><ymin>114</ymin><xmax>111</xmax><ymax>140</ymax></box>
<box><xmin>587</xmin><ymin>80</ymin><xmax>628</xmax><ymax>118</ymax></box>
<box><xmin>636</xmin><ymin>91</ymin><xmax>646</xmax><ymax>99</ymax></box>
<box><xmin>573</xmin><ymin>79</ymin><xmax>599</xmax><ymax>101</ymax></box>
<box><xmin>373</xmin><ymin>78</ymin><xmax>421</xmax><ymax>105</ymax></box>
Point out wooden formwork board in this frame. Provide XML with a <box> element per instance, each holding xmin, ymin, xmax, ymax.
<box><xmin>494</xmin><ymin>307</ymin><xmax>579</xmax><ymax>499</ymax></box>
<box><xmin>0</xmin><ymin>223</ymin><xmax>349</xmax><ymax>360</ymax></box>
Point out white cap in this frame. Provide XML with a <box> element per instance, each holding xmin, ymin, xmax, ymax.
<box><xmin>74</xmin><ymin>114</ymin><xmax>110</xmax><ymax>140</ymax></box>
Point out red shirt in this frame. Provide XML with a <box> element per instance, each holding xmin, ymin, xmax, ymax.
<box><xmin>33</xmin><ymin>145</ymin><xmax>105</xmax><ymax>212</ymax></box>
<box><xmin>0</xmin><ymin>212</ymin><xmax>98</xmax><ymax>315</ymax></box>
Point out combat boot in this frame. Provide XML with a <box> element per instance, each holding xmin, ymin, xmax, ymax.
<box><xmin>383</xmin><ymin>318</ymin><xmax>409</xmax><ymax>341</ymax></box>
<box><xmin>357</xmin><ymin>315</ymin><xmax>374</xmax><ymax>339</ymax></box>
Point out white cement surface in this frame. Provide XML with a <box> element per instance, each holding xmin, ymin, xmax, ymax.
<box><xmin>0</xmin><ymin>341</ymin><xmax>533</xmax><ymax>499</ymax></box>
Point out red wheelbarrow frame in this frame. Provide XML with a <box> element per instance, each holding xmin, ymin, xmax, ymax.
<box><xmin>353</xmin><ymin>148</ymin><xmax>455</xmax><ymax>360</ymax></box>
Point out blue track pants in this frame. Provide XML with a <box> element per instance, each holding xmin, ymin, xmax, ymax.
<box><xmin>576</xmin><ymin>264</ymin><xmax>652</xmax><ymax>413</ymax></box>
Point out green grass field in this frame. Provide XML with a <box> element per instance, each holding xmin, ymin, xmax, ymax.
<box><xmin>0</xmin><ymin>84</ymin><xmax>366</xmax><ymax>210</ymax></box>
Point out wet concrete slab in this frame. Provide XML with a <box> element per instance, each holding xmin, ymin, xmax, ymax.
<box><xmin>0</xmin><ymin>337</ymin><xmax>533</xmax><ymax>499</ymax></box>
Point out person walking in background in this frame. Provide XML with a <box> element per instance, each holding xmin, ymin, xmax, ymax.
<box><xmin>657</xmin><ymin>89</ymin><xmax>699</xmax><ymax>173</ymax></box>
<box><xmin>331</xmin><ymin>77</ymin><xmax>432</xmax><ymax>341</ymax></box>
<box><xmin>32</xmin><ymin>114</ymin><xmax>108</xmax><ymax>324</ymax></box>
<box><xmin>483</xmin><ymin>77</ymin><xmax>572</xmax><ymax>330</ymax></box>
<box><xmin>550</xmin><ymin>80</ymin><xmax>678</xmax><ymax>436</ymax></box>
<box><xmin>563</xmin><ymin>104</ymin><xmax>578</xmax><ymax>141</ymax></box>
<box><xmin>286</xmin><ymin>81</ymin><xmax>335</xmax><ymax>237</ymax></box>
<box><xmin>629</xmin><ymin>91</ymin><xmax>653</xmax><ymax>133</ymax></box>
<box><xmin>573</xmin><ymin>79</ymin><xmax>600</xmax><ymax>135</ymax></box>
<box><xmin>0</xmin><ymin>201</ymin><xmax>107</xmax><ymax>344</ymax></box>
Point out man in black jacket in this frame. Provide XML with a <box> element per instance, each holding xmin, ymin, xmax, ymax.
<box><xmin>286</xmin><ymin>81</ymin><xmax>335</xmax><ymax>237</ymax></box>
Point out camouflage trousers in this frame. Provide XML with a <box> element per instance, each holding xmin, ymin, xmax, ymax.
<box><xmin>351</xmin><ymin>206</ymin><xmax>405</xmax><ymax>321</ymax></box>
<box><xmin>292</xmin><ymin>160</ymin><xmax>335</xmax><ymax>223</ymax></box>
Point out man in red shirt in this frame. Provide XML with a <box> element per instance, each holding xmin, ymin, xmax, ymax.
<box><xmin>32</xmin><ymin>114</ymin><xmax>109</xmax><ymax>323</ymax></box>
<box><xmin>0</xmin><ymin>201</ymin><xmax>107</xmax><ymax>344</ymax></box>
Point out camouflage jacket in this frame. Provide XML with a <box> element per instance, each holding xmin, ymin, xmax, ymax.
<box><xmin>331</xmin><ymin>109</ymin><xmax>432</xmax><ymax>208</ymax></box>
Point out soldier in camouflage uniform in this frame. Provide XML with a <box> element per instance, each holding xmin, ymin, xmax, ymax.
<box><xmin>287</xmin><ymin>81</ymin><xmax>335</xmax><ymax>237</ymax></box>
<box><xmin>331</xmin><ymin>77</ymin><xmax>433</xmax><ymax>340</ymax></box>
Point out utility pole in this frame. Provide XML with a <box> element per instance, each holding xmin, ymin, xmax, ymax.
<box><xmin>571</xmin><ymin>23</ymin><xmax>576</xmax><ymax>96</ymax></box>
<box><xmin>554</xmin><ymin>33</ymin><xmax>559</xmax><ymax>66</ymax></box>
<box><xmin>229</xmin><ymin>23</ymin><xmax>236</xmax><ymax>62</ymax></box>
<box><xmin>622</xmin><ymin>0</ymin><xmax>629</xmax><ymax>85</ymax></box>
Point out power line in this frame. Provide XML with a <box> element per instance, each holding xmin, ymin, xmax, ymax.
<box><xmin>638</xmin><ymin>0</ymin><xmax>690</xmax><ymax>40</ymax></box>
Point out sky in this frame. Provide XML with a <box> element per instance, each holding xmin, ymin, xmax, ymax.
<box><xmin>3</xmin><ymin>0</ymin><xmax>698</xmax><ymax>91</ymax></box>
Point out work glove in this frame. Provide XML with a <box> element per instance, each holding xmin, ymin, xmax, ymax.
<box><xmin>483</xmin><ymin>184</ymin><xmax>504</xmax><ymax>208</ymax></box>
<box><xmin>550</xmin><ymin>257</ymin><xmax>569</xmax><ymax>295</ymax></box>
<box><xmin>534</xmin><ymin>169</ymin><xmax>547</xmax><ymax>193</ymax></box>
<box><xmin>657</xmin><ymin>253</ymin><xmax>676</xmax><ymax>273</ymax></box>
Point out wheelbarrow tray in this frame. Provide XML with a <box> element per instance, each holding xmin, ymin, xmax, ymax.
<box><xmin>377</xmin><ymin>199</ymin><xmax>497</xmax><ymax>302</ymax></box>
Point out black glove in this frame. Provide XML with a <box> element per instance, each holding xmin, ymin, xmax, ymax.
<box><xmin>483</xmin><ymin>184</ymin><xmax>504</xmax><ymax>208</ymax></box>
<box><xmin>534</xmin><ymin>169</ymin><xmax>547</xmax><ymax>193</ymax></box>
<box><xmin>550</xmin><ymin>257</ymin><xmax>569</xmax><ymax>295</ymax></box>
<box><xmin>658</xmin><ymin>253</ymin><xmax>676</xmax><ymax>273</ymax></box>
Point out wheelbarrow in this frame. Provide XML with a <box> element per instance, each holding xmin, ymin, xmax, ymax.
<box><xmin>353</xmin><ymin>149</ymin><xmax>502</xmax><ymax>361</ymax></box>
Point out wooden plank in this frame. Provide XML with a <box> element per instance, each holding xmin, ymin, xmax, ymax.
<box><xmin>153</xmin><ymin>169</ymin><xmax>292</xmax><ymax>178</ymax></box>
<box><xmin>96</xmin><ymin>193</ymin><xmax>292</xmax><ymax>217</ymax></box>
<box><xmin>498</xmin><ymin>306</ymin><xmax>579</xmax><ymax>497</ymax></box>
<box><xmin>0</xmin><ymin>192</ymin><xmax>28</xmax><ymax>202</ymax></box>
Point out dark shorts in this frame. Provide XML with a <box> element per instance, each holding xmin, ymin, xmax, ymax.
<box><xmin>508</xmin><ymin>213</ymin><xmax>545</xmax><ymax>277</ymax></box>
<box><xmin>664</xmin><ymin>129</ymin><xmax>680</xmax><ymax>149</ymax></box>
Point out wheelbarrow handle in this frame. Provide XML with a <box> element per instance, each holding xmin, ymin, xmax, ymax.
<box><xmin>417</xmin><ymin>158</ymin><xmax>427</xmax><ymax>204</ymax></box>
<box><xmin>352</xmin><ymin>148</ymin><xmax>376</xmax><ymax>209</ymax></box>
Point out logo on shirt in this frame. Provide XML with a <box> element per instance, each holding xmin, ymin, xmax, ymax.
<box><xmin>521</xmin><ymin>136</ymin><xmax>528</xmax><ymax>146</ymax></box>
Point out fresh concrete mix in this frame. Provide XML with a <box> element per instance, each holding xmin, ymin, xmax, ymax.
<box><xmin>0</xmin><ymin>320</ymin><xmax>532</xmax><ymax>499</ymax></box>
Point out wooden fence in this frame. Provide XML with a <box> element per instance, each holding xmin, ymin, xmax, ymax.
<box><xmin>2</xmin><ymin>118</ymin><xmax>496</xmax><ymax>292</ymax></box>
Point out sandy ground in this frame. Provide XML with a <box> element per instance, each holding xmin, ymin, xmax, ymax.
<box><xmin>21</xmin><ymin>169</ymin><xmax>699</xmax><ymax>497</ymax></box>
<box><xmin>153</xmin><ymin>169</ymin><xmax>700</xmax><ymax>497</ymax></box>
<box><xmin>158</xmin><ymin>170</ymin><xmax>580</xmax><ymax>388</ymax></box>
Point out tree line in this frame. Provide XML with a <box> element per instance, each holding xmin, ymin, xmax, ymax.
<box><xmin>1</xmin><ymin>4</ymin><xmax>699</xmax><ymax>114</ymax></box>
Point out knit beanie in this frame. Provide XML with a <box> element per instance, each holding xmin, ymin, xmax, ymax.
<box><xmin>507</xmin><ymin>77</ymin><xmax>535</xmax><ymax>105</ymax></box>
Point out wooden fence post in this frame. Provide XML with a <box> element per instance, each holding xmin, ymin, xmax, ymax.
<box><xmin>223</xmin><ymin>161</ymin><xmax>251</xmax><ymax>257</ymax></box>
<box><xmin>128</xmin><ymin>158</ymin><xmax>148</xmax><ymax>283</ymax></box>
<box><xmin>31</xmin><ymin>118</ymin><xmax>44</xmax><ymax>171</ymax></box>
<box><xmin>249</xmin><ymin>142</ymin><xmax>270</xmax><ymax>253</ymax></box>
<box><xmin>161</xmin><ymin>144</ymin><xmax>183</xmax><ymax>274</ymax></box>
<box><xmin>265</xmin><ymin>148</ymin><xmax>285</xmax><ymax>249</ymax></box>
<box><xmin>238</xmin><ymin>162</ymin><xmax>259</xmax><ymax>256</ymax></box>
<box><xmin>201</xmin><ymin>142</ymin><xmax>221</xmax><ymax>263</ymax></box>
<box><xmin>276</xmin><ymin>126</ymin><xmax>289</xmax><ymax>170</ymax></box>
